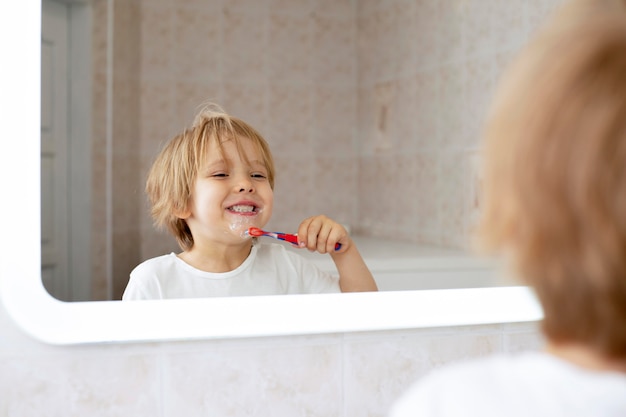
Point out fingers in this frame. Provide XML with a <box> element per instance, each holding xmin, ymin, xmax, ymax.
<box><xmin>297</xmin><ymin>215</ymin><xmax>346</xmax><ymax>254</ymax></box>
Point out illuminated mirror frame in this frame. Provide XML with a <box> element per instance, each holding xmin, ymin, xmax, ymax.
<box><xmin>0</xmin><ymin>1</ymin><xmax>542</xmax><ymax>345</ymax></box>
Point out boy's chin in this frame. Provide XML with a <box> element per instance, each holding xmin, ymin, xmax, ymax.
<box><xmin>225</xmin><ymin>217</ymin><xmax>256</xmax><ymax>234</ymax></box>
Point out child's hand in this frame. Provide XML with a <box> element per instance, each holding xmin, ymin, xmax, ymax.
<box><xmin>297</xmin><ymin>215</ymin><xmax>350</xmax><ymax>254</ymax></box>
<box><xmin>298</xmin><ymin>215</ymin><xmax>377</xmax><ymax>292</ymax></box>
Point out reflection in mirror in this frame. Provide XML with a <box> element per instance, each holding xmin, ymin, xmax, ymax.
<box><xmin>1</xmin><ymin>0</ymin><xmax>541</xmax><ymax>346</ymax></box>
<box><xmin>42</xmin><ymin>0</ymin><xmax>506</xmax><ymax>301</ymax></box>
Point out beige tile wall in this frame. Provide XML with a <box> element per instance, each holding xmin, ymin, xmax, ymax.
<box><xmin>355</xmin><ymin>0</ymin><xmax>549</xmax><ymax>246</ymax></box>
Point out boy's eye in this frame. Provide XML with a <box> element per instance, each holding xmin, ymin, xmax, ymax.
<box><xmin>251</xmin><ymin>173</ymin><xmax>267</xmax><ymax>179</ymax></box>
<box><xmin>211</xmin><ymin>173</ymin><xmax>228</xmax><ymax>178</ymax></box>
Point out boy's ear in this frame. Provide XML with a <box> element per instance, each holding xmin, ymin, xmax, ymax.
<box><xmin>173</xmin><ymin>204</ymin><xmax>191</xmax><ymax>219</ymax></box>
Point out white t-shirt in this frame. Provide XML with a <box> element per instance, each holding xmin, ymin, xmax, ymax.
<box><xmin>388</xmin><ymin>351</ymin><xmax>626</xmax><ymax>417</ymax></box>
<box><xmin>122</xmin><ymin>242</ymin><xmax>340</xmax><ymax>300</ymax></box>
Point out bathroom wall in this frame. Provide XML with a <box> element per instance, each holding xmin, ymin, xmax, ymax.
<box><xmin>91</xmin><ymin>0</ymin><xmax>143</xmax><ymax>300</ymax></box>
<box><xmin>356</xmin><ymin>0</ymin><xmax>563</xmax><ymax>246</ymax></box>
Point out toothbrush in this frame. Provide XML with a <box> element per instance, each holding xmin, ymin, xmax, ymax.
<box><xmin>247</xmin><ymin>227</ymin><xmax>342</xmax><ymax>251</ymax></box>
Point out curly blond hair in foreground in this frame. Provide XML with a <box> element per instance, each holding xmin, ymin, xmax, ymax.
<box><xmin>478</xmin><ymin>8</ymin><xmax>626</xmax><ymax>359</ymax></box>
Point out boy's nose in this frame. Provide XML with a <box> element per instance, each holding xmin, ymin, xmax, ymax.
<box><xmin>235</xmin><ymin>176</ymin><xmax>254</xmax><ymax>193</ymax></box>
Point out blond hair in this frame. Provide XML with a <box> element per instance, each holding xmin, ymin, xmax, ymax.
<box><xmin>146</xmin><ymin>104</ymin><xmax>275</xmax><ymax>251</ymax></box>
<box><xmin>478</xmin><ymin>3</ymin><xmax>626</xmax><ymax>359</ymax></box>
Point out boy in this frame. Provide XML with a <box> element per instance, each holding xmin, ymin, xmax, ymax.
<box><xmin>123</xmin><ymin>104</ymin><xmax>377</xmax><ymax>299</ymax></box>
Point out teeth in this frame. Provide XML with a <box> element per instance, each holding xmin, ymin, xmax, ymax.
<box><xmin>230</xmin><ymin>205</ymin><xmax>255</xmax><ymax>213</ymax></box>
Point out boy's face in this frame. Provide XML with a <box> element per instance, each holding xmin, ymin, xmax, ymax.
<box><xmin>181</xmin><ymin>135</ymin><xmax>273</xmax><ymax>246</ymax></box>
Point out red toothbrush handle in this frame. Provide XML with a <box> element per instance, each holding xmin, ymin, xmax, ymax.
<box><xmin>277</xmin><ymin>233</ymin><xmax>299</xmax><ymax>245</ymax></box>
<box><xmin>279</xmin><ymin>233</ymin><xmax>341</xmax><ymax>251</ymax></box>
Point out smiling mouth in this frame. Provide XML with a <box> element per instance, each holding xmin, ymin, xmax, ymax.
<box><xmin>227</xmin><ymin>204</ymin><xmax>258</xmax><ymax>214</ymax></box>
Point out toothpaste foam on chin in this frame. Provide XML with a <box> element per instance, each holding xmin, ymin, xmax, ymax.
<box><xmin>228</xmin><ymin>208</ymin><xmax>263</xmax><ymax>239</ymax></box>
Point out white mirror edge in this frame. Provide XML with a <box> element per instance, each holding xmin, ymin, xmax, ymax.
<box><xmin>0</xmin><ymin>1</ymin><xmax>543</xmax><ymax>346</ymax></box>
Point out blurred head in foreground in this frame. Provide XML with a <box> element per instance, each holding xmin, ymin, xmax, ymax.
<box><xmin>478</xmin><ymin>0</ymin><xmax>626</xmax><ymax>361</ymax></box>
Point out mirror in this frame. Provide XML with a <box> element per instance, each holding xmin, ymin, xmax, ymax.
<box><xmin>0</xmin><ymin>0</ymin><xmax>541</xmax><ymax>346</ymax></box>
<box><xmin>42</xmin><ymin>0</ymin><xmax>511</xmax><ymax>302</ymax></box>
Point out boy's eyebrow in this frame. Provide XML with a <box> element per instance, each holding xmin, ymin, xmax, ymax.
<box><xmin>202</xmin><ymin>158</ymin><xmax>266</xmax><ymax>170</ymax></box>
<box><xmin>203</xmin><ymin>159</ymin><xmax>227</xmax><ymax>168</ymax></box>
<box><xmin>248</xmin><ymin>159</ymin><xmax>267</xmax><ymax>168</ymax></box>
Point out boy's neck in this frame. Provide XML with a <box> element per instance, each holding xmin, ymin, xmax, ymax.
<box><xmin>546</xmin><ymin>341</ymin><xmax>626</xmax><ymax>374</ymax></box>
